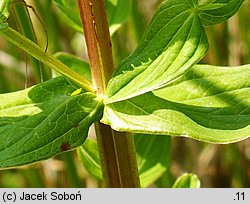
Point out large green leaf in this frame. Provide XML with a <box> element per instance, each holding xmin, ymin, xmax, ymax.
<box><xmin>0</xmin><ymin>77</ymin><xmax>103</xmax><ymax>168</ymax></box>
<box><xmin>102</xmin><ymin>64</ymin><xmax>250</xmax><ymax>143</ymax></box>
<box><xmin>106</xmin><ymin>0</ymin><xmax>208</xmax><ymax>103</ymax></box>
<box><xmin>77</xmin><ymin>134</ymin><xmax>171</xmax><ymax>187</ymax></box>
<box><xmin>102</xmin><ymin>0</ymin><xmax>248</xmax><ymax>143</ymax></box>
<box><xmin>52</xmin><ymin>0</ymin><xmax>131</xmax><ymax>35</ymax></box>
<box><xmin>173</xmin><ymin>173</ymin><xmax>200</xmax><ymax>188</ymax></box>
<box><xmin>106</xmin><ymin>0</ymin><xmax>244</xmax><ymax>103</ymax></box>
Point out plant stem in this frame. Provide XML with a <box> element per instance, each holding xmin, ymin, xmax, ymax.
<box><xmin>111</xmin><ymin>130</ymin><xmax>141</xmax><ymax>187</ymax></box>
<box><xmin>77</xmin><ymin>0</ymin><xmax>140</xmax><ymax>187</ymax></box>
<box><xmin>94</xmin><ymin>123</ymin><xmax>121</xmax><ymax>187</ymax></box>
<box><xmin>77</xmin><ymin>0</ymin><xmax>113</xmax><ymax>94</ymax></box>
<box><xmin>0</xmin><ymin>27</ymin><xmax>94</xmax><ymax>92</ymax></box>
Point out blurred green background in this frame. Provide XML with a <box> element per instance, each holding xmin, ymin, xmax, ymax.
<box><xmin>0</xmin><ymin>0</ymin><xmax>249</xmax><ymax>187</ymax></box>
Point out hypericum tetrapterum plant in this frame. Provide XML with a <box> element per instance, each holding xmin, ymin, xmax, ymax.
<box><xmin>0</xmin><ymin>0</ymin><xmax>249</xmax><ymax>187</ymax></box>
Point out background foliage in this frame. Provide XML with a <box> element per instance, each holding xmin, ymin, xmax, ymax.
<box><xmin>0</xmin><ymin>0</ymin><xmax>249</xmax><ymax>187</ymax></box>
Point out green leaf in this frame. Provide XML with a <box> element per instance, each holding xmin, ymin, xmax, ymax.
<box><xmin>0</xmin><ymin>77</ymin><xmax>103</xmax><ymax>168</ymax></box>
<box><xmin>77</xmin><ymin>138</ymin><xmax>102</xmax><ymax>181</ymax></box>
<box><xmin>52</xmin><ymin>0</ymin><xmax>131</xmax><ymax>35</ymax></box>
<box><xmin>197</xmin><ymin>0</ymin><xmax>244</xmax><ymax>26</ymax></box>
<box><xmin>135</xmin><ymin>134</ymin><xmax>171</xmax><ymax>188</ymax></box>
<box><xmin>102</xmin><ymin>64</ymin><xmax>250</xmax><ymax>143</ymax></box>
<box><xmin>54</xmin><ymin>52</ymin><xmax>91</xmax><ymax>82</ymax></box>
<box><xmin>106</xmin><ymin>0</ymin><xmax>208</xmax><ymax>103</ymax></box>
<box><xmin>0</xmin><ymin>0</ymin><xmax>10</xmax><ymax>22</ymax></box>
<box><xmin>0</xmin><ymin>0</ymin><xmax>10</xmax><ymax>30</ymax></box>
<box><xmin>173</xmin><ymin>173</ymin><xmax>200</xmax><ymax>188</ymax></box>
<box><xmin>77</xmin><ymin>134</ymin><xmax>171</xmax><ymax>187</ymax></box>
<box><xmin>106</xmin><ymin>0</ymin><xmax>244</xmax><ymax>103</ymax></box>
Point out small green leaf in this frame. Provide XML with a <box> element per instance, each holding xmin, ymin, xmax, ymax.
<box><xmin>0</xmin><ymin>0</ymin><xmax>10</xmax><ymax>22</ymax></box>
<box><xmin>198</xmin><ymin>0</ymin><xmax>244</xmax><ymax>26</ymax></box>
<box><xmin>102</xmin><ymin>64</ymin><xmax>250</xmax><ymax>143</ymax></box>
<box><xmin>54</xmin><ymin>52</ymin><xmax>91</xmax><ymax>82</ymax></box>
<box><xmin>0</xmin><ymin>77</ymin><xmax>103</xmax><ymax>168</ymax></box>
<box><xmin>77</xmin><ymin>138</ymin><xmax>103</xmax><ymax>181</ymax></box>
<box><xmin>173</xmin><ymin>173</ymin><xmax>200</xmax><ymax>188</ymax></box>
<box><xmin>70</xmin><ymin>88</ymin><xmax>82</xmax><ymax>96</ymax></box>
<box><xmin>0</xmin><ymin>0</ymin><xmax>10</xmax><ymax>30</ymax></box>
<box><xmin>135</xmin><ymin>134</ymin><xmax>171</xmax><ymax>187</ymax></box>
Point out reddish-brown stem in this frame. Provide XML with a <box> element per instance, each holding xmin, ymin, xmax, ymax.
<box><xmin>77</xmin><ymin>0</ymin><xmax>140</xmax><ymax>187</ymax></box>
<box><xmin>77</xmin><ymin>0</ymin><xmax>114</xmax><ymax>94</ymax></box>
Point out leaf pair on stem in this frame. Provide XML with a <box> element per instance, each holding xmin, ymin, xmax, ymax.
<box><xmin>0</xmin><ymin>0</ymin><xmax>249</xmax><ymax>171</ymax></box>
